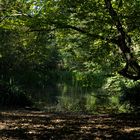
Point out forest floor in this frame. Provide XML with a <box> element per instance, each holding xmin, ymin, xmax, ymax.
<box><xmin>0</xmin><ymin>110</ymin><xmax>140</xmax><ymax>140</ymax></box>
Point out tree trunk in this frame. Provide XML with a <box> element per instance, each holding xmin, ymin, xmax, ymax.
<box><xmin>104</xmin><ymin>0</ymin><xmax>140</xmax><ymax>80</ymax></box>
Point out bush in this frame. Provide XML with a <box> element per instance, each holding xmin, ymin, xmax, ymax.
<box><xmin>0</xmin><ymin>82</ymin><xmax>32</xmax><ymax>108</ymax></box>
<box><xmin>120</xmin><ymin>83</ymin><xmax>140</xmax><ymax>112</ymax></box>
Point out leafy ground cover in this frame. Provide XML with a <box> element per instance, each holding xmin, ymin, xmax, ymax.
<box><xmin>0</xmin><ymin>110</ymin><xmax>140</xmax><ymax>140</ymax></box>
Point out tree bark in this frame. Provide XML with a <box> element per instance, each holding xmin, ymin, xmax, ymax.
<box><xmin>104</xmin><ymin>0</ymin><xmax>140</xmax><ymax>80</ymax></box>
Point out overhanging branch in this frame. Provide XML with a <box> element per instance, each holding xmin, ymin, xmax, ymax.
<box><xmin>104</xmin><ymin>0</ymin><xmax>140</xmax><ymax>80</ymax></box>
<box><xmin>30</xmin><ymin>20</ymin><xmax>105</xmax><ymax>40</ymax></box>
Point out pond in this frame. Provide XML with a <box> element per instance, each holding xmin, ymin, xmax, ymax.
<box><xmin>30</xmin><ymin>83</ymin><xmax>121</xmax><ymax>114</ymax></box>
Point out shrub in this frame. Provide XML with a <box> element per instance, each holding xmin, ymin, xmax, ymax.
<box><xmin>120</xmin><ymin>83</ymin><xmax>140</xmax><ymax>112</ymax></box>
<box><xmin>0</xmin><ymin>82</ymin><xmax>32</xmax><ymax>108</ymax></box>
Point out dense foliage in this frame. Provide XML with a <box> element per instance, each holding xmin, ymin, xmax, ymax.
<box><xmin>0</xmin><ymin>0</ymin><xmax>140</xmax><ymax>112</ymax></box>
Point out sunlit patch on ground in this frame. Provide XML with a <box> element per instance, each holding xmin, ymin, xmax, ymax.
<box><xmin>0</xmin><ymin>122</ymin><xmax>8</xmax><ymax>130</ymax></box>
<box><xmin>121</xmin><ymin>127</ymin><xmax>140</xmax><ymax>133</ymax></box>
<box><xmin>0</xmin><ymin>110</ymin><xmax>140</xmax><ymax>139</ymax></box>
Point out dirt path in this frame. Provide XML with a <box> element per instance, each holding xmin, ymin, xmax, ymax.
<box><xmin>0</xmin><ymin>110</ymin><xmax>140</xmax><ymax>140</ymax></box>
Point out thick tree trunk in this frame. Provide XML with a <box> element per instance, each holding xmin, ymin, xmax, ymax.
<box><xmin>104</xmin><ymin>0</ymin><xmax>140</xmax><ymax>80</ymax></box>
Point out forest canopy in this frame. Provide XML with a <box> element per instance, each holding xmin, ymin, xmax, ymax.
<box><xmin>0</xmin><ymin>0</ymin><xmax>140</xmax><ymax>80</ymax></box>
<box><xmin>0</xmin><ymin>0</ymin><xmax>140</xmax><ymax>112</ymax></box>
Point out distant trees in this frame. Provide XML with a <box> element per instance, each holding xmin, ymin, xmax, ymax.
<box><xmin>0</xmin><ymin>0</ymin><xmax>140</xmax><ymax>110</ymax></box>
<box><xmin>1</xmin><ymin>0</ymin><xmax>140</xmax><ymax>81</ymax></box>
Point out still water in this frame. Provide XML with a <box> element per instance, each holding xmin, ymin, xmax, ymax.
<box><xmin>30</xmin><ymin>84</ymin><xmax>120</xmax><ymax>114</ymax></box>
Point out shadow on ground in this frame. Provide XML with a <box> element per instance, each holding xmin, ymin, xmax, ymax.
<box><xmin>0</xmin><ymin>110</ymin><xmax>140</xmax><ymax>140</ymax></box>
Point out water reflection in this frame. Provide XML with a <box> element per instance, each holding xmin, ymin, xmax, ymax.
<box><xmin>30</xmin><ymin>83</ymin><xmax>119</xmax><ymax>114</ymax></box>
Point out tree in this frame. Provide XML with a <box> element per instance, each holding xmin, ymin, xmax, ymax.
<box><xmin>0</xmin><ymin>0</ymin><xmax>140</xmax><ymax>82</ymax></box>
<box><xmin>104</xmin><ymin>0</ymin><xmax>140</xmax><ymax>80</ymax></box>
